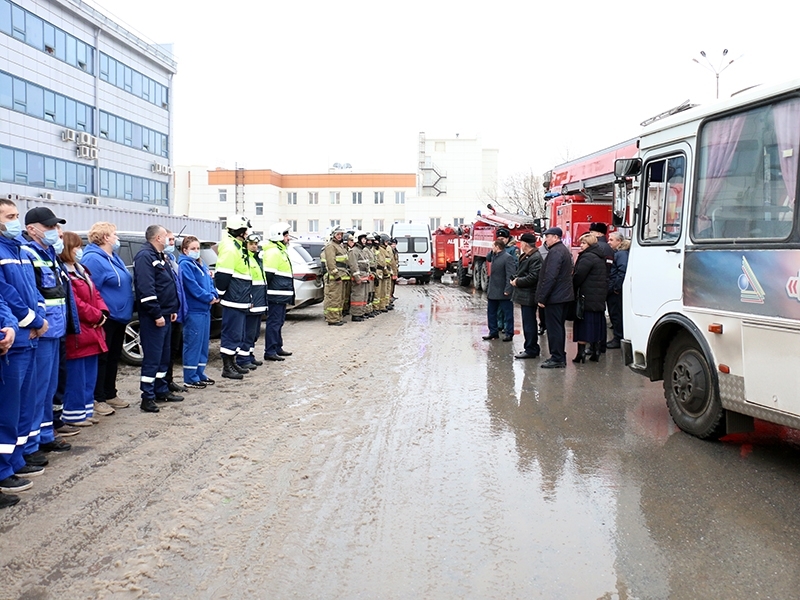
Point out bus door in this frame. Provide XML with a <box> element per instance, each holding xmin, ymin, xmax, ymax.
<box><xmin>631</xmin><ymin>148</ymin><xmax>689</xmax><ymax>317</ymax></box>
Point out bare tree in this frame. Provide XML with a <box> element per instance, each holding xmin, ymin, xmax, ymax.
<box><xmin>501</xmin><ymin>170</ymin><xmax>547</xmax><ymax>218</ymax></box>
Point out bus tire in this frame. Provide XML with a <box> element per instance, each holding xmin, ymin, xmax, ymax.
<box><xmin>663</xmin><ymin>333</ymin><xmax>725</xmax><ymax>439</ymax></box>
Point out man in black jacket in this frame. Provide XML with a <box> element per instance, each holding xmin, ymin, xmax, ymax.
<box><xmin>133</xmin><ymin>225</ymin><xmax>182</xmax><ymax>413</ymax></box>
<box><xmin>536</xmin><ymin>227</ymin><xmax>574</xmax><ymax>368</ymax></box>
<box><xmin>510</xmin><ymin>233</ymin><xmax>542</xmax><ymax>359</ymax></box>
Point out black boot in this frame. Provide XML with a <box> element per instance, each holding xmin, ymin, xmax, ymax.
<box><xmin>572</xmin><ymin>344</ymin><xmax>586</xmax><ymax>363</ymax></box>
<box><xmin>233</xmin><ymin>360</ymin><xmax>251</xmax><ymax>374</ymax></box>
<box><xmin>249</xmin><ymin>354</ymin><xmax>264</xmax><ymax>366</ymax></box>
<box><xmin>140</xmin><ymin>398</ymin><xmax>160</xmax><ymax>413</ymax></box>
<box><xmin>589</xmin><ymin>342</ymin><xmax>601</xmax><ymax>362</ymax></box>
<box><xmin>222</xmin><ymin>355</ymin><xmax>244</xmax><ymax>380</ymax></box>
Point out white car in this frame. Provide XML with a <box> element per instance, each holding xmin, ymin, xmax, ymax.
<box><xmin>287</xmin><ymin>242</ymin><xmax>324</xmax><ymax>309</ymax></box>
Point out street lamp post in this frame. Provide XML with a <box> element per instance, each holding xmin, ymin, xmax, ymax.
<box><xmin>693</xmin><ymin>49</ymin><xmax>737</xmax><ymax>99</ymax></box>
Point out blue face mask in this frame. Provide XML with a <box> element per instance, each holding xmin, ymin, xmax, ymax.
<box><xmin>41</xmin><ymin>229</ymin><xmax>60</xmax><ymax>247</ymax></box>
<box><xmin>53</xmin><ymin>238</ymin><xmax>65</xmax><ymax>254</ymax></box>
<box><xmin>188</xmin><ymin>250</ymin><xmax>201</xmax><ymax>260</ymax></box>
<box><xmin>2</xmin><ymin>219</ymin><xmax>22</xmax><ymax>239</ymax></box>
<box><xmin>110</xmin><ymin>237</ymin><xmax>120</xmax><ymax>251</ymax></box>
<box><xmin>164</xmin><ymin>244</ymin><xmax>175</xmax><ymax>254</ymax></box>
<box><xmin>75</xmin><ymin>248</ymin><xmax>84</xmax><ymax>262</ymax></box>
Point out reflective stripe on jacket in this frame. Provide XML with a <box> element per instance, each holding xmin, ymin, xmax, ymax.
<box><xmin>215</xmin><ymin>233</ymin><xmax>252</xmax><ymax>310</ymax></box>
<box><xmin>262</xmin><ymin>241</ymin><xmax>295</xmax><ymax>305</ymax></box>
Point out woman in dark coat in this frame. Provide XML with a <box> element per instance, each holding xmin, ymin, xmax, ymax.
<box><xmin>572</xmin><ymin>232</ymin><xmax>608</xmax><ymax>363</ymax></box>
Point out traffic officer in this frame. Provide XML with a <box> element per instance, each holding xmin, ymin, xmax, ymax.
<box><xmin>215</xmin><ymin>214</ymin><xmax>253</xmax><ymax>379</ymax></box>
<box><xmin>20</xmin><ymin>207</ymin><xmax>80</xmax><ymax>467</ymax></box>
<box><xmin>321</xmin><ymin>227</ymin><xmax>349</xmax><ymax>326</ymax></box>
<box><xmin>238</xmin><ymin>233</ymin><xmax>266</xmax><ymax>370</ymax></box>
<box><xmin>0</xmin><ymin>198</ymin><xmax>47</xmax><ymax>499</ymax></box>
<box><xmin>133</xmin><ymin>225</ymin><xmax>182</xmax><ymax>412</ymax></box>
<box><xmin>262</xmin><ymin>223</ymin><xmax>294</xmax><ymax>360</ymax></box>
<box><xmin>347</xmin><ymin>232</ymin><xmax>370</xmax><ymax>322</ymax></box>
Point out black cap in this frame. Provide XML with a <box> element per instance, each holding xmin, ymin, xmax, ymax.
<box><xmin>497</xmin><ymin>227</ymin><xmax>511</xmax><ymax>238</ymax></box>
<box><xmin>589</xmin><ymin>222</ymin><xmax>608</xmax><ymax>235</ymax></box>
<box><xmin>25</xmin><ymin>207</ymin><xmax>66</xmax><ymax>226</ymax></box>
<box><xmin>519</xmin><ymin>232</ymin><xmax>537</xmax><ymax>244</ymax></box>
<box><xmin>543</xmin><ymin>226</ymin><xmax>563</xmax><ymax>237</ymax></box>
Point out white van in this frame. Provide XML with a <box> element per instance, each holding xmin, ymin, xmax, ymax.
<box><xmin>390</xmin><ymin>222</ymin><xmax>433</xmax><ymax>284</ymax></box>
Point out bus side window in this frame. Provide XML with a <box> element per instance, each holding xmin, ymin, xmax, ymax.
<box><xmin>640</xmin><ymin>155</ymin><xmax>684</xmax><ymax>243</ymax></box>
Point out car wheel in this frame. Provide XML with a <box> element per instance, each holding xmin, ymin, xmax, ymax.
<box><xmin>121</xmin><ymin>319</ymin><xmax>144</xmax><ymax>366</ymax></box>
<box><xmin>663</xmin><ymin>332</ymin><xmax>724</xmax><ymax>439</ymax></box>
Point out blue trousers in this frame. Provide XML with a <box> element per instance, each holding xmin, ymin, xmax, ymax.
<box><xmin>0</xmin><ymin>346</ymin><xmax>35</xmax><ymax>479</ymax></box>
<box><xmin>183</xmin><ymin>311</ymin><xmax>211</xmax><ymax>384</ymax></box>
<box><xmin>140</xmin><ymin>317</ymin><xmax>171</xmax><ymax>400</ymax></box>
<box><xmin>487</xmin><ymin>298</ymin><xmax>513</xmax><ymax>337</ymax></box>
<box><xmin>520</xmin><ymin>305</ymin><xmax>541</xmax><ymax>356</ymax></box>
<box><xmin>63</xmin><ymin>356</ymin><xmax>97</xmax><ymax>423</ymax></box>
<box><xmin>238</xmin><ymin>312</ymin><xmax>263</xmax><ymax>365</ymax></box>
<box><xmin>220</xmin><ymin>306</ymin><xmax>248</xmax><ymax>358</ymax></box>
<box><xmin>544</xmin><ymin>302</ymin><xmax>568</xmax><ymax>364</ymax></box>
<box><xmin>264</xmin><ymin>303</ymin><xmax>286</xmax><ymax>357</ymax></box>
<box><xmin>24</xmin><ymin>337</ymin><xmax>60</xmax><ymax>454</ymax></box>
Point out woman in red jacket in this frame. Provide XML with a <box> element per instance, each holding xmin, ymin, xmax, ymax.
<box><xmin>60</xmin><ymin>231</ymin><xmax>109</xmax><ymax>427</ymax></box>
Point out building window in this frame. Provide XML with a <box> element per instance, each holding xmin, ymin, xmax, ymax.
<box><xmin>352</xmin><ymin>219</ymin><xmax>362</xmax><ymax>230</ymax></box>
<box><xmin>255</xmin><ymin>202</ymin><xmax>263</xmax><ymax>216</ymax></box>
<box><xmin>288</xmin><ymin>220</ymin><xmax>297</xmax><ymax>233</ymax></box>
<box><xmin>0</xmin><ymin>144</ymin><xmax>94</xmax><ymax>194</ymax></box>
<box><xmin>330</xmin><ymin>219</ymin><xmax>340</xmax><ymax>229</ymax></box>
<box><xmin>330</xmin><ymin>191</ymin><xmax>340</xmax><ymax>204</ymax></box>
<box><xmin>374</xmin><ymin>191</ymin><xmax>384</xmax><ymax>204</ymax></box>
<box><xmin>287</xmin><ymin>192</ymin><xmax>297</xmax><ymax>205</ymax></box>
<box><xmin>352</xmin><ymin>191</ymin><xmax>362</xmax><ymax>205</ymax></box>
<box><xmin>430</xmin><ymin>217</ymin><xmax>441</xmax><ymax>229</ymax></box>
<box><xmin>99</xmin><ymin>52</ymin><xmax>168</xmax><ymax>111</ymax></box>
<box><xmin>374</xmin><ymin>219</ymin><xmax>384</xmax><ymax>232</ymax></box>
<box><xmin>308</xmin><ymin>219</ymin><xmax>319</xmax><ymax>233</ymax></box>
<box><xmin>453</xmin><ymin>217</ymin><xmax>464</xmax><ymax>226</ymax></box>
<box><xmin>308</xmin><ymin>191</ymin><xmax>318</xmax><ymax>204</ymax></box>
<box><xmin>218</xmin><ymin>216</ymin><xmax>227</xmax><ymax>229</ymax></box>
<box><xmin>100</xmin><ymin>168</ymin><xmax>167</xmax><ymax>205</ymax></box>
<box><xmin>99</xmin><ymin>110</ymin><xmax>168</xmax><ymax>157</ymax></box>
<box><xmin>219</xmin><ymin>189</ymin><xmax>227</xmax><ymax>202</ymax></box>
<box><xmin>395</xmin><ymin>191</ymin><xmax>405</xmax><ymax>204</ymax></box>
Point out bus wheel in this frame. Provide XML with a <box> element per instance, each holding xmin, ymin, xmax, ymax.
<box><xmin>663</xmin><ymin>333</ymin><xmax>725</xmax><ymax>439</ymax></box>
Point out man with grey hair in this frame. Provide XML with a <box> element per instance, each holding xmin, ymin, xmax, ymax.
<box><xmin>606</xmin><ymin>231</ymin><xmax>629</xmax><ymax>349</ymax></box>
<box><xmin>133</xmin><ymin>225</ymin><xmax>181</xmax><ymax>413</ymax></box>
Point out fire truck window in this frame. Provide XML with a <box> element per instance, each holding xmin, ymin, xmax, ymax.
<box><xmin>693</xmin><ymin>97</ymin><xmax>800</xmax><ymax>241</ymax></box>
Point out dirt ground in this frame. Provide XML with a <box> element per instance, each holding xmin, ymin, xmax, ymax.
<box><xmin>4</xmin><ymin>281</ymin><xmax>800</xmax><ymax>600</ymax></box>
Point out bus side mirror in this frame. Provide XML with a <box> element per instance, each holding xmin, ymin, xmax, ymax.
<box><xmin>613</xmin><ymin>179</ymin><xmax>635</xmax><ymax>228</ymax></box>
<box><xmin>532</xmin><ymin>218</ymin><xmax>543</xmax><ymax>233</ymax></box>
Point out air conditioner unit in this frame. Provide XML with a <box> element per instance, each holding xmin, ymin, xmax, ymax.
<box><xmin>166</xmin><ymin>166</ymin><xmax>173</xmax><ymax>176</ymax></box>
<box><xmin>40</xmin><ymin>192</ymin><xmax>54</xmax><ymax>200</ymax></box>
<box><xmin>77</xmin><ymin>146</ymin><xmax>91</xmax><ymax>159</ymax></box>
<box><xmin>148</xmin><ymin>207</ymin><xmax>160</xmax><ymax>213</ymax></box>
<box><xmin>90</xmin><ymin>148</ymin><xmax>99</xmax><ymax>160</ymax></box>
<box><xmin>5</xmin><ymin>194</ymin><xmax>19</xmax><ymax>201</ymax></box>
<box><xmin>151</xmin><ymin>163</ymin><xmax>160</xmax><ymax>173</ymax></box>
<box><xmin>78</xmin><ymin>132</ymin><xmax>91</xmax><ymax>146</ymax></box>
<box><xmin>62</xmin><ymin>129</ymin><xmax>76</xmax><ymax>142</ymax></box>
<box><xmin>90</xmin><ymin>135</ymin><xmax>98</xmax><ymax>148</ymax></box>
<box><xmin>86</xmin><ymin>196</ymin><xmax>99</xmax><ymax>205</ymax></box>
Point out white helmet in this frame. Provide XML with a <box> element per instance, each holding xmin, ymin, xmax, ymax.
<box><xmin>227</xmin><ymin>214</ymin><xmax>251</xmax><ymax>230</ymax></box>
<box><xmin>268</xmin><ymin>222</ymin><xmax>292</xmax><ymax>242</ymax></box>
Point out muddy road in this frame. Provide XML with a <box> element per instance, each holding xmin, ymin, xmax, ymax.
<box><xmin>3</xmin><ymin>282</ymin><xmax>800</xmax><ymax>599</ymax></box>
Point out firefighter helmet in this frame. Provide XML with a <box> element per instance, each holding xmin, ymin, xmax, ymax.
<box><xmin>268</xmin><ymin>222</ymin><xmax>292</xmax><ymax>242</ymax></box>
<box><xmin>355</xmin><ymin>230</ymin><xmax>368</xmax><ymax>243</ymax></box>
<box><xmin>379</xmin><ymin>233</ymin><xmax>390</xmax><ymax>244</ymax></box>
<box><xmin>343</xmin><ymin>232</ymin><xmax>354</xmax><ymax>243</ymax></box>
<box><xmin>227</xmin><ymin>214</ymin><xmax>251</xmax><ymax>231</ymax></box>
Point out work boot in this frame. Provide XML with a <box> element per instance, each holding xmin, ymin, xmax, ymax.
<box><xmin>352</xmin><ymin>315</ymin><xmax>364</xmax><ymax>322</ymax></box>
<box><xmin>140</xmin><ymin>398</ymin><xmax>160</xmax><ymax>413</ymax></box>
<box><xmin>249</xmin><ymin>354</ymin><xmax>264</xmax><ymax>366</ymax></box>
<box><xmin>238</xmin><ymin>360</ymin><xmax>258</xmax><ymax>371</ymax></box>
<box><xmin>233</xmin><ymin>361</ymin><xmax>251</xmax><ymax>374</ymax></box>
<box><xmin>222</xmin><ymin>355</ymin><xmax>244</xmax><ymax>380</ymax></box>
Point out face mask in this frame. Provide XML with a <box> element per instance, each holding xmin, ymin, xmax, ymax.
<box><xmin>165</xmin><ymin>243</ymin><xmax>175</xmax><ymax>254</ymax></box>
<box><xmin>53</xmin><ymin>238</ymin><xmax>64</xmax><ymax>254</ymax></box>
<box><xmin>2</xmin><ymin>219</ymin><xmax>22</xmax><ymax>239</ymax></box>
<box><xmin>75</xmin><ymin>248</ymin><xmax>84</xmax><ymax>262</ymax></box>
<box><xmin>188</xmin><ymin>250</ymin><xmax>201</xmax><ymax>260</ymax></box>
<box><xmin>41</xmin><ymin>229</ymin><xmax>60</xmax><ymax>247</ymax></box>
<box><xmin>112</xmin><ymin>238</ymin><xmax>120</xmax><ymax>251</ymax></box>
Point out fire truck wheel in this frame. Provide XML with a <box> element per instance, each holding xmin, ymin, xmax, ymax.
<box><xmin>663</xmin><ymin>332</ymin><xmax>725</xmax><ymax>440</ymax></box>
<box><xmin>457</xmin><ymin>260</ymin><xmax>470</xmax><ymax>287</ymax></box>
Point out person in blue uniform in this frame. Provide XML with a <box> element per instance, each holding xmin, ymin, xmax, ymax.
<box><xmin>133</xmin><ymin>225</ymin><xmax>182</xmax><ymax>413</ymax></box>
<box><xmin>237</xmin><ymin>233</ymin><xmax>266</xmax><ymax>370</ymax></box>
<box><xmin>262</xmin><ymin>223</ymin><xmax>295</xmax><ymax>361</ymax></box>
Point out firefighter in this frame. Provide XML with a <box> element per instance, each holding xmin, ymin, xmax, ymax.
<box><xmin>377</xmin><ymin>234</ymin><xmax>393</xmax><ymax>311</ymax></box>
<box><xmin>389</xmin><ymin>238</ymin><xmax>399</xmax><ymax>304</ymax></box>
<box><xmin>238</xmin><ymin>233</ymin><xmax>266</xmax><ymax>370</ymax></box>
<box><xmin>342</xmin><ymin>233</ymin><xmax>353</xmax><ymax>318</ymax></box>
<box><xmin>262</xmin><ymin>223</ymin><xmax>294</xmax><ymax>360</ymax></box>
<box><xmin>133</xmin><ymin>225</ymin><xmax>182</xmax><ymax>413</ymax></box>
<box><xmin>364</xmin><ymin>233</ymin><xmax>378</xmax><ymax>316</ymax></box>
<box><xmin>215</xmin><ymin>214</ymin><xmax>253</xmax><ymax>380</ymax></box>
<box><xmin>348</xmin><ymin>231</ymin><xmax>370</xmax><ymax>322</ymax></box>
<box><xmin>321</xmin><ymin>227</ymin><xmax>349</xmax><ymax>326</ymax></box>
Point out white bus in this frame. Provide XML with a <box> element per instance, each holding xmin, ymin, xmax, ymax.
<box><xmin>613</xmin><ymin>76</ymin><xmax>800</xmax><ymax>439</ymax></box>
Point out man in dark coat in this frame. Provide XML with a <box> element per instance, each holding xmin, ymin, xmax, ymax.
<box><xmin>536</xmin><ymin>227</ymin><xmax>574</xmax><ymax>368</ymax></box>
<box><xmin>510</xmin><ymin>232</ymin><xmax>542</xmax><ymax>359</ymax></box>
<box><xmin>589</xmin><ymin>222</ymin><xmax>614</xmax><ymax>353</ymax></box>
<box><xmin>606</xmin><ymin>232</ymin><xmax>629</xmax><ymax>348</ymax></box>
<box><xmin>482</xmin><ymin>239</ymin><xmax>516</xmax><ymax>342</ymax></box>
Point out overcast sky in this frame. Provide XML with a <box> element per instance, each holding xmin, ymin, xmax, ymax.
<box><xmin>88</xmin><ymin>0</ymin><xmax>800</xmax><ymax>183</ymax></box>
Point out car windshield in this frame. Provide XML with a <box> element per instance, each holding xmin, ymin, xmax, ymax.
<box><xmin>292</xmin><ymin>244</ymin><xmax>314</xmax><ymax>263</ymax></box>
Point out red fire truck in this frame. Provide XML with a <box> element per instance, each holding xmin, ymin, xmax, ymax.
<box><xmin>543</xmin><ymin>138</ymin><xmax>639</xmax><ymax>257</ymax></box>
<box><xmin>456</xmin><ymin>206</ymin><xmax>539</xmax><ymax>290</ymax></box>
<box><xmin>431</xmin><ymin>225</ymin><xmax>465</xmax><ymax>279</ymax></box>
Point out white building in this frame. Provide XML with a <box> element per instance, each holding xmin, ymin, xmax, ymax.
<box><xmin>175</xmin><ymin>133</ymin><xmax>499</xmax><ymax>237</ymax></box>
<box><xmin>0</xmin><ymin>0</ymin><xmax>176</xmax><ymax>211</ymax></box>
